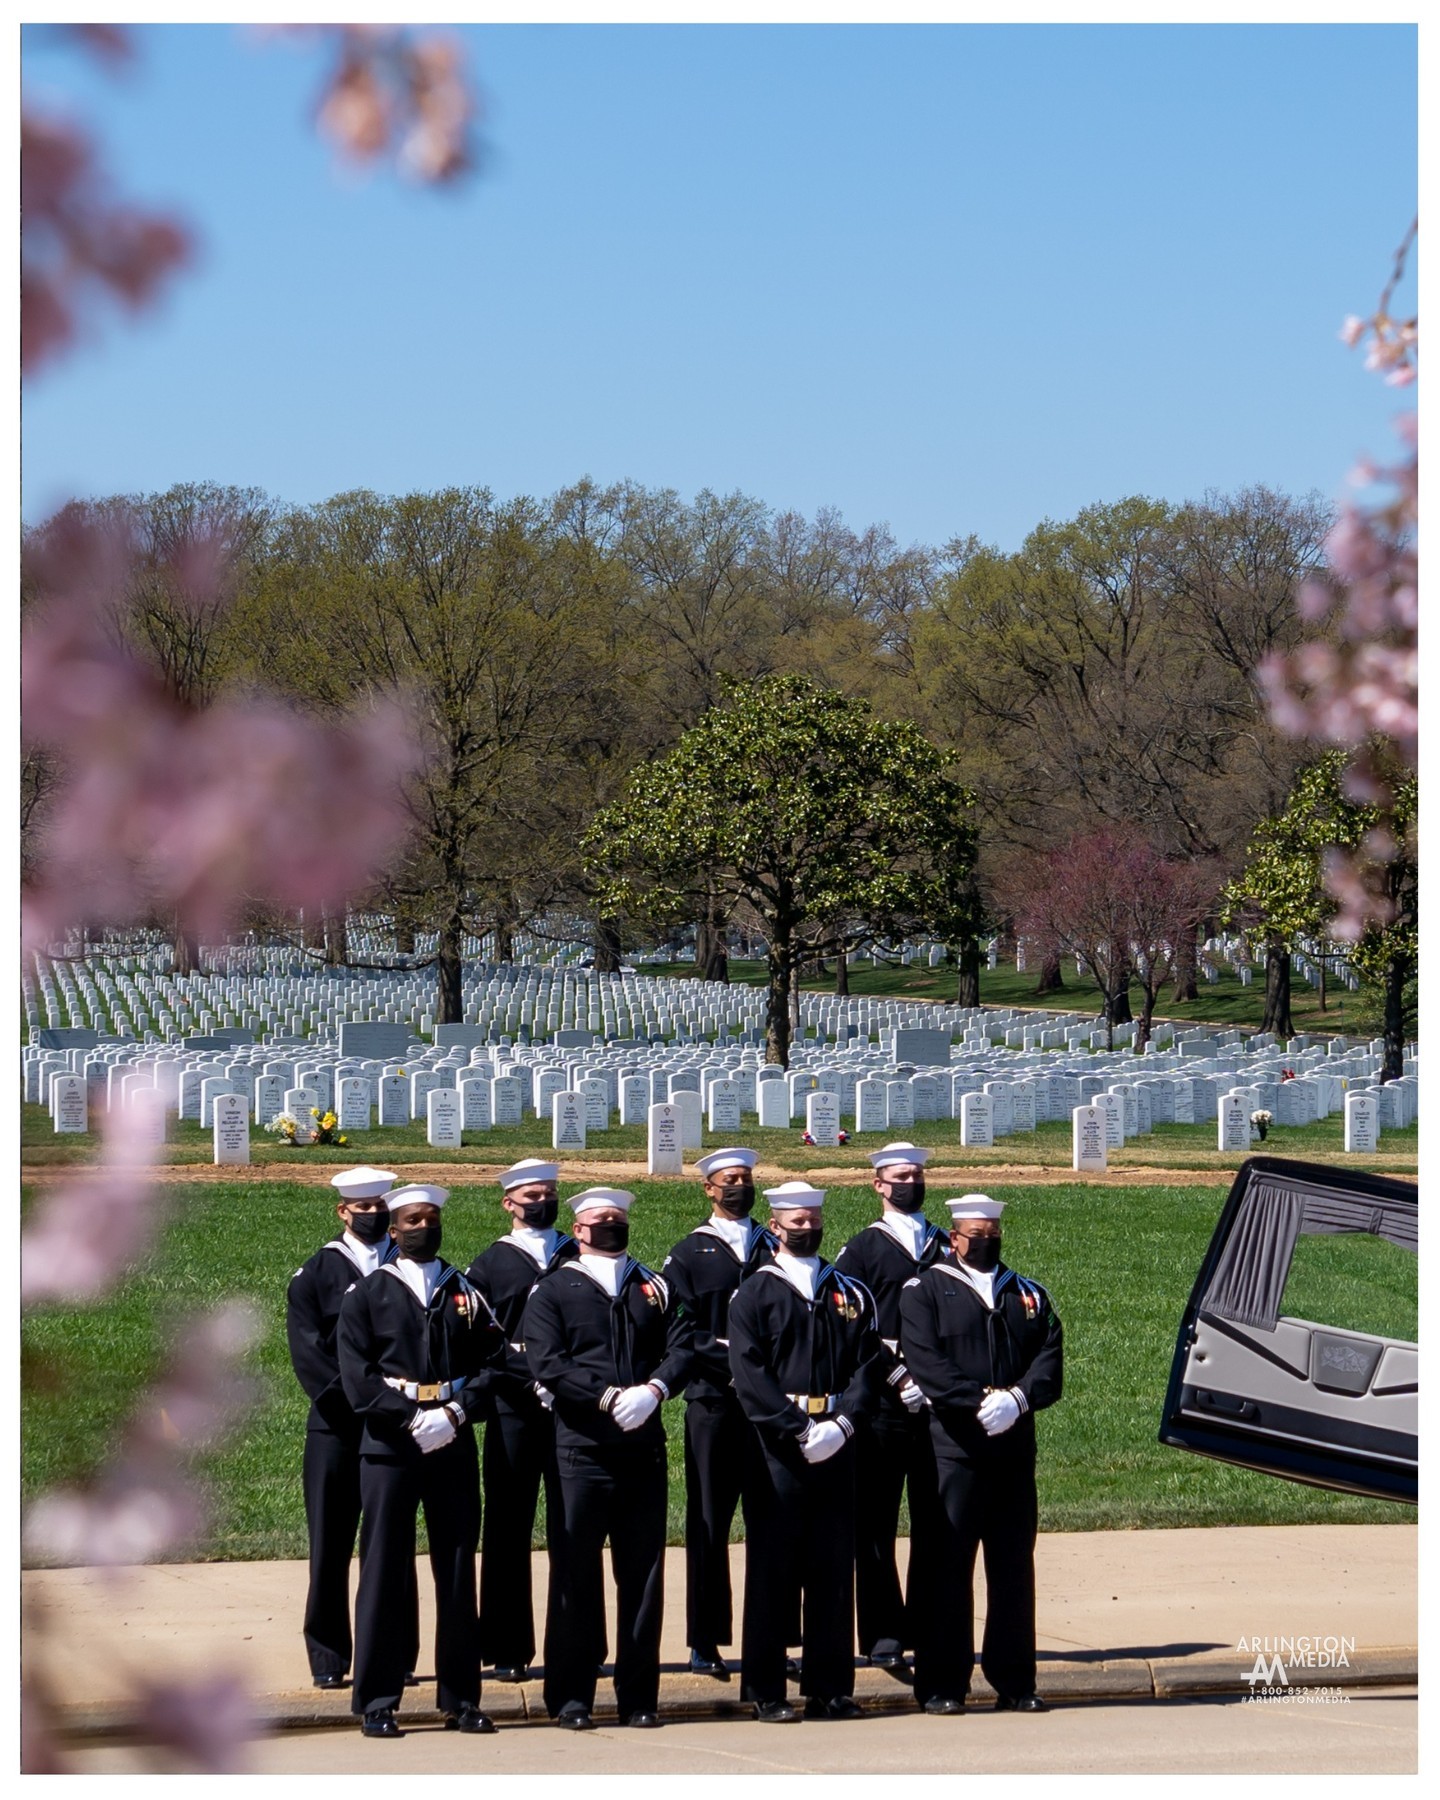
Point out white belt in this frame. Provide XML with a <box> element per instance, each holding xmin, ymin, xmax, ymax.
<box><xmin>384</xmin><ymin>1376</ymin><xmax>467</xmax><ymax>1403</ymax></box>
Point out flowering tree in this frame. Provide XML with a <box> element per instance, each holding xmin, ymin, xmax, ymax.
<box><xmin>999</xmin><ymin>826</ymin><xmax>1218</xmax><ymax>1050</ymax></box>
<box><xmin>20</xmin><ymin>24</ymin><xmax>477</xmax><ymax>1774</ymax></box>
<box><xmin>1223</xmin><ymin>751</ymin><xmax>1416</xmax><ymax>1073</ymax></box>
<box><xmin>1255</xmin><ymin>223</ymin><xmax>1417</xmax><ymax>941</ymax></box>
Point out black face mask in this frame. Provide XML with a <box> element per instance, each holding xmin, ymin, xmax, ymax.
<box><xmin>584</xmin><ymin>1220</ymin><xmax>630</xmax><ymax>1253</ymax></box>
<box><xmin>714</xmin><ymin>1183</ymin><xmax>756</xmax><ymax>1217</ymax></box>
<box><xmin>885</xmin><ymin>1181</ymin><xmax>925</xmax><ymax>1214</ymax></box>
<box><xmin>346</xmin><ymin>1210</ymin><xmax>390</xmax><ymax>1246</ymax></box>
<box><xmin>780</xmin><ymin>1226</ymin><xmax>823</xmax><ymax>1257</ymax></box>
<box><xmin>960</xmin><ymin>1235</ymin><xmax>1001</xmax><ymax>1272</ymax></box>
<box><xmin>394</xmin><ymin>1223</ymin><xmax>443</xmax><ymax>1261</ymax></box>
<box><xmin>515</xmin><ymin>1198</ymin><xmax>559</xmax><ymax>1229</ymax></box>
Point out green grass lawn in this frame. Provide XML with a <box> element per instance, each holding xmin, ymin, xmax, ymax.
<box><xmin>20</xmin><ymin>1102</ymin><xmax>1418</xmax><ymax>1178</ymax></box>
<box><xmin>644</xmin><ymin>957</ymin><xmax>1378</xmax><ymax>1037</ymax></box>
<box><xmin>21</xmin><ymin>1175</ymin><xmax>1416</xmax><ymax>1562</ymax></box>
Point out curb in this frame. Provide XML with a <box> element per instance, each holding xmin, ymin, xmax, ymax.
<box><xmin>49</xmin><ymin>1648</ymin><xmax>1418</xmax><ymax>1742</ymax></box>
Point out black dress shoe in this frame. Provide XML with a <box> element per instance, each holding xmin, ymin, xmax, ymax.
<box><xmin>994</xmin><ymin>1694</ymin><xmax>1049</xmax><ymax>1713</ymax></box>
<box><xmin>922</xmin><ymin>1696</ymin><xmax>965</xmax><ymax>1716</ymax></box>
<box><xmin>805</xmin><ymin>1694</ymin><xmax>863</xmax><ymax>1721</ymax></box>
<box><xmin>866</xmin><ymin>1640</ymin><xmax>907</xmax><ymax>1670</ymax></box>
<box><xmin>689</xmin><ymin>1649</ymin><xmax>731</xmax><ymax>1680</ymax></box>
<box><xmin>404</xmin><ymin>1672</ymin><xmax>420</xmax><ymax>1687</ymax></box>
<box><xmin>445</xmin><ymin>1705</ymin><xmax>497</xmax><ymax>1734</ymax></box>
<box><xmin>623</xmin><ymin>1711</ymin><xmax>661</xmax><ymax>1728</ymax></box>
<box><xmin>555</xmin><ymin>1704</ymin><xmax>596</xmax><ymax>1731</ymax></box>
<box><xmin>785</xmin><ymin>1658</ymin><xmax>803</xmax><ymax>1682</ymax></box>
<box><xmin>360</xmin><ymin>1710</ymin><xmax>403</xmax><ymax>1738</ymax></box>
<box><xmin>492</xmin><ymin>1665</ymin><xmax>530</xmax><ymax>1684</ymax></box>
<box><xmin>754</xmin><ymin>1699</ymin><xmax>800</xmax><ymax>1723</ymax></box>
<box><xmin>312</xmin><ymin>1673</ymin><xmax>345</xmax><ymax>1690</ymax></box>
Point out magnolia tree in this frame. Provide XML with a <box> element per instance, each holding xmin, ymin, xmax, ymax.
<box><xmin>582</xmin><ymin>674</ymin><xmax>980</xmax><ymax>1067</ymax></box>
<box><xmin>999</xmin><ymin>828</ymin><xmax>1218</xmax><ymax>1050</ymax></box>
<box><xmin>20</xmin><ymin>24</ymin><xmax>476</xmax><ymax>1774</ymax></box>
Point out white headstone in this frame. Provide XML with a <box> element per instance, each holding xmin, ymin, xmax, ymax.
<box><xmin>491</xmin><ymin>1076</ymin><xmax>525</xmax><ymax>1127</ymax></box>
<box><xmin>886</xmin><ymin>1081</ymin><xmax>915</xmax><ymax>1128</ymax></box>
<box><xmin>855</xmin><ymin>1077</ymin><xmax>888</xmax><ymax>1134</ymax></box>
<box><xmin>337</xmin><ymin>1076</ymin><xmax>372</xmax><ymax>1132</ymax></box>
<box><xmin>212</xmin><ymin>1093</ymin><xmax>251</xmax><ymax>1165</ymax></box>
<box><xmin>708</xmin><ymin>1079</ymin><xmax>742</xmax><ymax>1133</ymax></box>
<box><xmin>960</xmin><ymin>1090</ymin><xmax>994</xmax><ymax>1148</ymax></box>
<box><xmin>757</xmin><ymin>1079</ymin><xmax>791</xmax><ymax>1129</ymax></box>
<box><xmin>283</xmin><ymin>1086</ymin><xmax>316</xmax><ymax>1142</ymax></box>
<box><xmin>1098</xmin><ymin>1091</ymin><xmax>1125</xmax><ymax>1149</ymax></box>
<box><xmin>51</xmin><ymin>1073</ymin><xmax>88</xmax><ymax>1134</ymax></box>
<box><xmin>377</xmin><ymin>1074</ymin><xmax>409</xmax><ymax>1127</ymax></box>
<box><xmin>1072</xmin><ymin>1103</ymin><xmax>1107</xmax><ymax>1172</ymax></box>
<box><xmin>578</xmin><ymin>1077</ymin><xmax>610</xmax><ymax>1132</ymax></box>
<box><xmin>620</xmin><ymin>1075</ymin><xmax>650</xmax><ymax>1126</ymax></box>
<box><xmin>647</xmin><ymin>1102</ymin><xmax>683</xmax><ymax>1175</ymax></box>
<box><xmin>426</xmin><ymin>1087</ymin><xmax>462</xmax><ymax>1149</ymax></box>
<box><xmin>673</xmin><ymin>1087</ymin><xmax>703</xmax><ymax>1149</ymax></box>
<box><xmin>805</xmin><ymin>1089</ymin><xmax>840</xmax><ymax>1147</ymax></box>
<box><xmin>1343</xmin><ymin>1090</ymin><xmax>1379</xmax><ymax>1152</ymax></box>
<box><xmin>552</xmin><ymin>1090</ymin><xmax>587</xmax><ymax>1151</ymax></box>
<box><xmin>1218</xmin><ymin>1093</ymin><xmax>1250</xmax><ymax>1153</ymax></box>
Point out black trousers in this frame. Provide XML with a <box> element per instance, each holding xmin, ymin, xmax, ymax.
<box><xmin>740</xmin><ymin>1432</ymin><xmax>857</xmax><ymax>1706</ymax></box>
<box><xmin>543</xmin><ymin>1439</ymin><xmax>667</xmax><ymax>1721</ymax></box>
<box><xmin>852</xmin><ymin>1408</ymin><xmax>937</xmax><ymax>1655</ymax></box>
<box><xmin>352</xmin><ymin>1430</ymin><xmax>482</xmax><ymax>1718</ymax></box>
<box><xmin>479</xmin><ymin>1398</ymin><xmax>561</xmax><ymax>1669</ymax></box>
<box><xmin>683</xmin><ymin>1394</ymin><xmax>763</xmax><ymax>1651</ymax></box>
<box><xmin>301</xmin><ymin>1428</ymin><xmax>418</xmax><ymax>1680</ymax></box>
<box><xmin>910</xmin><ymin>1430</ymin><xmax>1039</xmax><ymax>1705</ymax></box>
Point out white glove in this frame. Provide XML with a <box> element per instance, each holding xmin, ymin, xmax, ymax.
<box><xmin>533</xmin><ymin>1383</ymin><xmax>556</xmax><ymax>1412</ymax></box>
<box><xmin>977</xmin><ymin>1389</ymin><xmax>1021</xmax><ymax>1437</ymax></box>
<box><xmin>799</xmin><ymin>1420</ymin><xmax>845</xmax><ymax>1464</ymax></box>
<box><xmin>410</xmin><ymin>1407</ymin><xmax>458</xmax><ymax>1453</ymax></box>
<box><xmin>611</xmin><ymin>1385</ymin><xmax>661</xmax><ymax>1432</ymax></box>
<box><xmin>898</xmin><ymin>1379</ymin><xmax>927</xmax><ymax>1413</ymax></box>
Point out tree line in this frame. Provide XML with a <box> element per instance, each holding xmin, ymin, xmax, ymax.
<box><xmin>21</xmin><ymin>475</ymin><xmax>1415</xmax><ymax>1071</ymax></box>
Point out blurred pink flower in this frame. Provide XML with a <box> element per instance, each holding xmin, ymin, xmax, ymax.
<box><xmin>21</xmin><ymin>1103</ymin><xmax>168</xmax><ymax>1306</ymax></box>
<box><xmin>23</xmin><ymin>1303</ymin><xmax>259</xmax><ymax>1568</ymax></box>
<box><xmin>133</xmin><ymin>1674</ymin><xmax>255</xmax><ymax>1774</ymax></box>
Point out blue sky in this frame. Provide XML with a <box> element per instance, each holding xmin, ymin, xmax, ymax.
<box><xmin>22</xmin><ymin>22</ymin><xmax>1418</xmax><ymax>551</ymax></box>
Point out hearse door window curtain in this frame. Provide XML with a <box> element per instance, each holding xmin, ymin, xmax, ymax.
<box><xmin>1201</xmin><ymin>1176</ymin><xmax>1417</xmax><ymax>1332</ymax></box>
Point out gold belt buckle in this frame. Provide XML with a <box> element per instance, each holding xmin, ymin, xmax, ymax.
<box><xmin>416</xmin><ymin>1383</ymin><xmax>441</xmax><ymax>1402</ymax></box>
<box><xmin>807</xmin><ymin>1396</ymin><xmax>827</xmax><ymax>1416</ymax></box>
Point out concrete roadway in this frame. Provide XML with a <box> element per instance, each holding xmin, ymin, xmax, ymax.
<box><xmin>63</xmin><ymin>1688</ymin><xmax>1417</xmax><ymax>1776</ymax></box>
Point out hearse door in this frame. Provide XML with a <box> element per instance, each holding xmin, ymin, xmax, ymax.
<box><xmin>1159</xmin><ymin>1156</ymin><xmax>1417</xmax><ymax>1504</ymax></box>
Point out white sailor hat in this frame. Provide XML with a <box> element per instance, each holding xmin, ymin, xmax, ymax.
<box><xmin>762</xmin><ymin>1180</ymin><xmax>826</xmax><ymax>1210</ymax></box>
<box><xmin>869</xmin><ymin>1141</ymin><xmax>931</xmax><ymax>1171</ymax></box>
<box><xmin>386</xmin><ymin>1182</ymin><xmax>449</xmax><ymax>1214</ymax></box>
<box><xmin>329</xmin><ymin>1166</ymin><xmax>397</xmax><ymax>1202</ymax></box>
<box><xmin>946</xmin><ymin>1194</ymin><xmax>1005</xmax><ymax>1222</ymax></box>
<box><xmin>569</xmin><ymin>1186</ymin><xmax>634</xmax><ymax>1215</ymax></box>
<box><xmin>499</xmin><ymin>1158</ymin><xmax>560</xmax><ymax>1190</ymax></box>
<box><xmin>696</xmin><ymin>1147</ymin><xmax>758</xmax><ymax>1179</ymax></box>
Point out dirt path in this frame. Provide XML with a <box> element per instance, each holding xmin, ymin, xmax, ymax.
<box><xmin>20</xmin><ymin>1158</ymin><xmax>1283</xmax><ymax>1188</ymax></box>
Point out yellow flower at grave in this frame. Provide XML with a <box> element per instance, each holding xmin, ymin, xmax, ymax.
<box><xmin>310</xmin><ymin>1107</ymin><xmax>320</xmax><ymax>1117</ymax></box>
